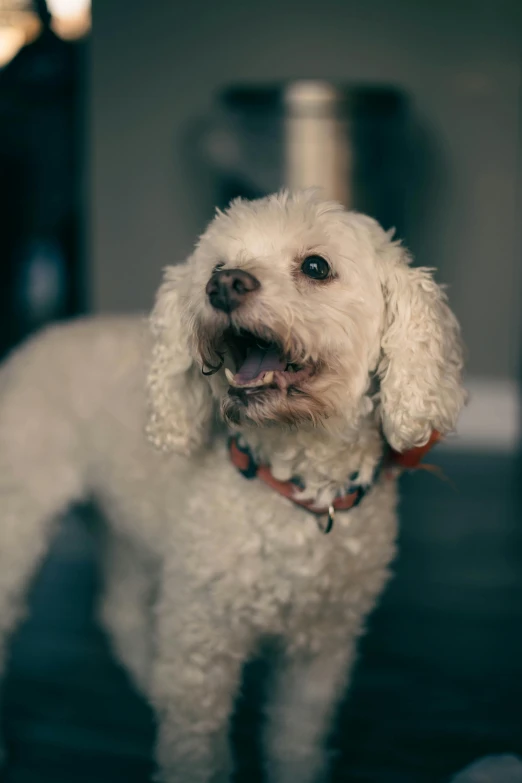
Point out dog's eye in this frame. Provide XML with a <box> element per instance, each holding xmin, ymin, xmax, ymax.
<box><xmin>212</xmin><ymin>262</ymin><xmax>225</xmax><ymax>274</ymax></box>
<box><xmin>301</xmin><ymin>255</ymin><xmax>330</xmax><ymax>280</ymax></box>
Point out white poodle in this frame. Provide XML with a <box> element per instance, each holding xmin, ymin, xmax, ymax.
<box><xmin>0</xmin><ymin>190</ymin><xmax>465</xmax><ymax>782</ymax></box>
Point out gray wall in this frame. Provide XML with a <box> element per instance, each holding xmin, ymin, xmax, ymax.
<box><xmin>91</xmin><ymin>0</ymin><xmax>522</xmax><ymax>379</ymax></box>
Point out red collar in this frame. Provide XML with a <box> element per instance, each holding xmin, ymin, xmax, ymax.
<box><xmin>387</xmin><ymin>431</ymin><xmax>441</xmax><ymax>469</ymax></box>
<box><xmin>229</xmin><ymin>431</ymin><xmax>441</xmax><ymax>533</ymax></box>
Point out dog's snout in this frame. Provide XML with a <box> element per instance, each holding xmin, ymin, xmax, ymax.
<box><xmin>206</xmin><ymin>268</ymin><xmax>260</xmax><ymax>313</ymax></box>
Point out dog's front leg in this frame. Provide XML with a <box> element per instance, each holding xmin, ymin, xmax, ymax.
<box><xmin>263</xmin><ymin>642</ymin><xmax>356</xmax><ymax>783</ymax></box>
<box><xmin>150</xmin><ymin>582</ymin><xmax>249</xmax><ymax>783</ymax></box>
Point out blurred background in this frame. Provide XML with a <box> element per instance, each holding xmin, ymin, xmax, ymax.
<box><xmin>1</xmin><ymin>1</ymin><xmax>522</xmax><ymax>782</ymax></box>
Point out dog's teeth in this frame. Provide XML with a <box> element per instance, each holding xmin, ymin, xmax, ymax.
<box><xmin>224</xmin><ymin>368</ymin><xmax>236</xmax><ymax>385</ymax></box>
<box><xmin>225</xmin><ymin>368</ymin><xmax>276</xmax><ymax>389</ymax></box>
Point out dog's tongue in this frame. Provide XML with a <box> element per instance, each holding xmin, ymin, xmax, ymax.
<box><xmin>235</xmin><ymin>344</ymin><xmax>286</xmax><ymax>383</ymax></box>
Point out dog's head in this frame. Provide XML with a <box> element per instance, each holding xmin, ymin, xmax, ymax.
<box><xmin>147</xmin><ymin>191</ymin><xmax>465</xmax><ymax>454</ymax></box>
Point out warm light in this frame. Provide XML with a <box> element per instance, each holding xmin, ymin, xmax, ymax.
<box><xmin>0</xmin><ymin>24</ymin><xmax>23</xmax><ymax>65</ymax></box>
<box><xmin>0</xmin><ymin>2</ymin><xmax>41</xmax><ymax>68</ymax></box>
<box><xmin>46</xmin><ymin>0</ymin><xmax>90</xmax><ymax>40</ymax></box>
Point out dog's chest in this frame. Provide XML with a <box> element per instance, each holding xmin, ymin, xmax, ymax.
<box><xmin>92</xmin><ymin>438</ymin><xmax>398</xmax><ymax>639</ymax></box>
<box><xmin>183</xmin><ymin>455</ymin><xmax>399</xmax><ymax>636</ymax></box>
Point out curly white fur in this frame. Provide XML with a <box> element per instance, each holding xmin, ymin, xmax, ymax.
<box><xmin>147</xmin><ymin>263</ymin><xmax>213</xmax><ymax>455</ymax></box>
<box><xmin>0</xmin><ymin>191</ymin><xmax>465</xmax><ymax>783</ymax></box>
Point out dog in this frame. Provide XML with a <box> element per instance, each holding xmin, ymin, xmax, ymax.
<box><xmin>0</xmin><ymin>190</ymin><xmax>465</xmax><ymax>782</ymax></box>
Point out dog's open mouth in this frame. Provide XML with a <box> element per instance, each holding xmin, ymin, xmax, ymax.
<box><xmin>222</xmin><ymin>330</ymin><xmax>313</xmax><ymax>395</ymax></box>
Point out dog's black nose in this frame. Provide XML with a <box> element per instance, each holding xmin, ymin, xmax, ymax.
<box><xmin>206</xmin><ymin>268</ymin><xmax>260</xmax><ymax>313</ymax></box>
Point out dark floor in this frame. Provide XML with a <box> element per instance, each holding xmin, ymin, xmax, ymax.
<box><xmin>2</xmin><ymin>452</ymin><xmax>522</xmax><ymax>783</ymax></box>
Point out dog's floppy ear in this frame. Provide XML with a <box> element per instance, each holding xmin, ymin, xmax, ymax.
<box><xmin>146</xmin><ymin>261</ymin><xmax>213</xmax><ymax>455</ymax></box>
<box><xmin>375</xmin><ymin>233</ymin><xmax>466</xmax><ymax>452</ymax></box>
